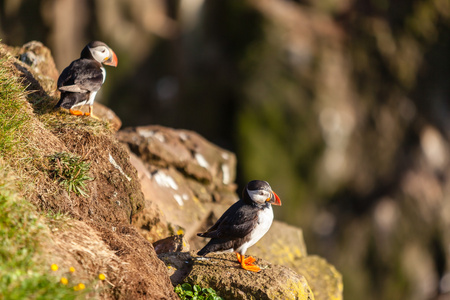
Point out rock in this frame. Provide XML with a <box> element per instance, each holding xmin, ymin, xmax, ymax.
<box><xmin>129</xmin><ymin>152</ymin><xmax>170</xmax><ymax>242</ymax></box>
<box><xmin>249</xmin><ymin>220</ymin><xmax>308</xmax><ymax>264</ymax></box>
<box><xmin>153</xmin><ymin>235</ymin><xmax>190</xmax><ymax>255</ymax></box>
<box><xmin>158</xmin><ymin>251</ymin><xmax>193</xmax><ymax>286</ymax></box>
<box><xmin>132</xmin><ymin>203</ymin><xmax>170</xmax><ymax>243</ymax></box>
<box><xmin>118</xmin><ymin>126</ymin><xmax>239</xmax><ymax>240</ymax></box>
<box><xmin>17</xmin><ymin>40</ymin><xmax>59</xmax><ymax>82</ymax></box>
<box><xmin>117</xmin><ymin>125</ymin><xmax>237</xmax><ymax>189</ymax></box>
<box><xmin>292</xmin><ymin>256</ymin><xmax>343</xmax><ymax>300</ymax></box>
<box><xmin>93</xmin><ymin>102</ymin><xmax>122</xmax><ymax>131</ymax></box>
<box><xmin>159</xmin><ymin>251</ymin><xmax>315</xmax><ymax>300</ymax></box>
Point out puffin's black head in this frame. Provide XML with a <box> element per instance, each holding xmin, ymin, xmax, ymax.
<box><xmin>80</xmin><ymin>41</ymin><xmax>118</xmax><ymax>67</ymax></box>
<box><xmin>242</xmin><ymin>180</ymin><xmax>281</xmax><ymax>207</ymax></box>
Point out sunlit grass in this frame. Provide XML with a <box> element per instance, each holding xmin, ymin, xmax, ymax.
<box><xmin>0</xmin><ymin>49</ymin><xmax>85</xmax><ymax>299</ymax></box>
<box><xmin>0</xmin><ymin>56</ymin><xmax>30</xmax><ymax>158</ymax></box>
<box><xmin>0</xmin><ymin>167</ymin><xmax>81</xmax><ymax>299</ymax></box>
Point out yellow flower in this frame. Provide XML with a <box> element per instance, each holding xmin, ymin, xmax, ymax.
<box><xmin>98</xmin><ymin>273</ymin><xmax>106</xmax><ymax>281</ymax></box>
<box><xmin>69</xmin><ymin>267</ymin><xmax>75</xmax><ymax>273</ymax></box>
<box><xmin>176</xmin><ymin>229</ymin><xmax>184</xmax><ymax>235</ymax></box>
<box><xmin>60</xmin><ymin>277</ymin><xmax>68</xmax><ymax>285</ymax></box>
<box><xmin>51</xmin><ymin>264</ymin><xmax>58</xmax><ymax>271</ymax></box>
<box><xmin>74</xmin><ymin>283</ymin><xmax>85</xmax><ymax>291</ymax></box>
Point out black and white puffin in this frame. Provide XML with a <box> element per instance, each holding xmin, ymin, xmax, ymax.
<box><xmin>197</xmin><ymin>180</ymin><xmax>281</xmax><ymax>272</ymax></box>
<box><xmin>55</xmin><ymin>41</ymin><xmax>118</xmax><ymax>118</ymax></box>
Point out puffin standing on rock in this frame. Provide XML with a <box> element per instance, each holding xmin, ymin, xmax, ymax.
<box><xmin>197</xmin><ymin>180</ymin><xmax>281</xmax><ymax>272</ymax></box>
<box><xmin>55</xmin><ymin>41</ymin><xmax>118</xmax><ymax>118</ymax></box>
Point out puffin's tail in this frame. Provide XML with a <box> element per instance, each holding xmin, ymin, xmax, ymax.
<box><xmin>197</xmin><ymin>239</ymin><xmax>233</xmax><ymax>257</ymax></box>
<box><xmin>54</xmin><ymin>95</ymin><xmax>64</xmax><ymax>108</ymax></box>
<box><xmin>197</xmin><ymin>232</ymin><xmax>211</xmax><ymax>256</ymax></box>
<box><xmin>54</xmin><ymin>92</ymin><xmax>87</xmax><ymax>109</ymax></box>
<box><xmin>197</xmin><ymin>246</ymin><xmax>210</xmax><ymax>256</ymax></box>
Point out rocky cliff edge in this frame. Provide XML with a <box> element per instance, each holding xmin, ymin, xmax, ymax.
<box><xmin>0</xmin><ymin>41</ymin><xmax>342</xmax><ymax>300</ymax></box>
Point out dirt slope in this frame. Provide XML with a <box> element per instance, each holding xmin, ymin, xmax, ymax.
<box><xmin>1</xmin><ymin>41</ymin><xmax>177</xmax><ymax>299</ymax></box>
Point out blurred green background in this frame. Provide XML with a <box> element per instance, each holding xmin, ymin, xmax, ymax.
<box><xmin>2</xmin><ymin>0</ymin><xmax>450</xmax><ymax>299</ymax></box>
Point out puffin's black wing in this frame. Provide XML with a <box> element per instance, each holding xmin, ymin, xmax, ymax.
<box><xmin>198</xmin><ymin>201</ymin><xmax>258</xmax><ymax>240</ymax></box>
<box><xmin>57</xmin><ymin>59</ymin><xmax>104</xmax><ymax>93</ymax></box>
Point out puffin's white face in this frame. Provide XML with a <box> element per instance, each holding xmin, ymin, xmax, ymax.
<box><xmin>89</xmin><ymin>45</ymin><xmax>111</xmax><ymax>64</ymax></box>
<box><xmin>247</xmin><ymin>189</ymin><xmax>272</xmax><ymax>204</ymax></box>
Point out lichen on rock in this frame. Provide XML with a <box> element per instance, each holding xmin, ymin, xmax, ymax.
<box><xmin>160</xmin><ymin>251</ymin><xmax>315</xmax><ymax>300</ymax></box>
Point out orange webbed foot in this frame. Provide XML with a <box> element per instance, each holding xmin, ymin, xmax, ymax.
<box><xmin>236</xmin><ymin>253</ymin><xmax>256</xmax><ymax>265</ymax></box>
<box><xmin>236</xmin><ymin>253</ymin><xmax>260</xmax><ymax>272</ymax></box>
<box><xmin>69</xmin><ymin>109</ymin><xmax>84</xmax><ymax>116</ymax></box>
<box><xmin>241</xmin><ymin>263</ymin><xmax>261</xmax><ymax>272</ymax></box>
<box><xmin>243</xmin><ymin>256</ymin><xmax>256</xmax><ymax>265</ymax></box>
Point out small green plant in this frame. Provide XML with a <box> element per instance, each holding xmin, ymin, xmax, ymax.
<box><xmin>174</xmin><ymin>283</ymin><xmax>223</xmax><ymax>300</ymax></box>
<box><xmin>47</xmin><ymin>152</ymin><xmax>93</xmax><ymax>197</ymax></box>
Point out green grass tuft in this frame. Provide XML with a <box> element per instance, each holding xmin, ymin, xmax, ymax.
<box><xmin>175</xmin><ymin>283</ymin><xmax>223</xmax><ymax>300</ymax></box>
<box><xmin>46</xmin><ymin>152</ymin><xmax>93</xmax><ymax>197</ymax></box>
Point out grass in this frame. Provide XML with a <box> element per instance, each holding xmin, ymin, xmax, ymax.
<box><xmin>39</xmin><ymin>109</ymin><xmax>112</xmax><ymax>136</ymax></box>
<box><xmin>0</xmin><ymin>41</ymin><xmax>125</xmax><ymax>300</ymax></box>
<box><xmin>0</xmin><ymin>56</ymin><xmax>31</xmax><ymax>158</ymax></box>
<box><xmin>0</xmin><ymin>47</ymin><xmax>86</xmax><ymax>299</ymax></box>
<box><xmin>46</xmin><ymin>152</ymin><xmax>93</xmax><ymax>197</ymax></box>
<box><xmin>0</xmin><ymin>167</ymin><xmax>82</xmax><ymax>300</ymax></box>
<box><xmin>175</xmin><ymin>283</ymin><xmax>223</xmax><ymax>300</ymax></box>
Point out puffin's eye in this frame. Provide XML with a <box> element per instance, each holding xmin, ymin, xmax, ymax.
<box><xmin>259</xmin><ymin>192</ymin><xmax>264</xmax><ymax>196</ymax></box>
<box><xmin>101</xmin><ymin>49</ymin><xmax>106</xmax><ymax>53</ymax></box>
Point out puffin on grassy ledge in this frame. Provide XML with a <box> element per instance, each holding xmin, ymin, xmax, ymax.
<box><xmin>55</xmin><ymin>41</ymin><xmax>118</xmax><ymax>118</ymax></box>
<box><xmin>197</xmin><ymin>180</ymin><xmax>281</xmax><ymax>272</ymax></box>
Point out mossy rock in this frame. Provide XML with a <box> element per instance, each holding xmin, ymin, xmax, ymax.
<box><xmin>293</xmin><ymin>256</ymin><xmax>343</xmax><ymax>300</ymax></box>
<box><xmin>160</xmin><ymin>251</ymin><xmax>315</xmax><ymax>300</ymax></box>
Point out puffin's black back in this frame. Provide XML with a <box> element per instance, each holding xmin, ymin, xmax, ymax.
<box><xmin>197</xmin><ymin>198</ymin><xmax>260</xmax><ymax>256</ymax></box>
<box><xmin>55</xmin><ymin>58</ymin><xmax>104</xmax><ymax>109</ymax></box>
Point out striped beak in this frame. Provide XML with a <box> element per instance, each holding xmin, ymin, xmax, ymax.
<box><xmin>104</xmin><ymin>49</ymin><xmax>118</xmax><ymax>67</ymax></box>
<box><xmin>267</xmin><ymin>191</ymin><xmax>281</xmax><ymax>206</ymax></box>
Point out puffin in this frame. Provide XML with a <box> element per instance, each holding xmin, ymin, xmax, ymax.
<box><xmin>55</xmin><ymin>41</ymin><xmax>118</xmax><ymax>118</ymax></box>
<box><xmin>197</xmin><ymin>180</ymin><xmax>281</xmax><ymax>272</ymax></box>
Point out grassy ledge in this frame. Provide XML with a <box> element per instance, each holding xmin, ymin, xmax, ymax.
<box><xmin>0</xmin><ymin>46</ymin><xmax>87</xmax><ymax>299</ymax></box>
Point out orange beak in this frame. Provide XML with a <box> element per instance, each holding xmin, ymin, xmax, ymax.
<box><xmin>104</xmin><ymin>49</ymin><xmax>118</xmax><ymax>67</ymax></box>
<box><xmin>268</xmin><ymin>191</ymin><xmax>281</xmax><ymax>206</ymax></box>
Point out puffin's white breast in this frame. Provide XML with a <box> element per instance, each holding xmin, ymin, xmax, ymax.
<box><xmin>235</xmin><ymin>205</ymin><xmax>274</xmax><ymax>254</ymax></box>
<box><xmin>101</xmin><ymin>67</ymin><xmax>106</xmax><ymax>84</ymax></box>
